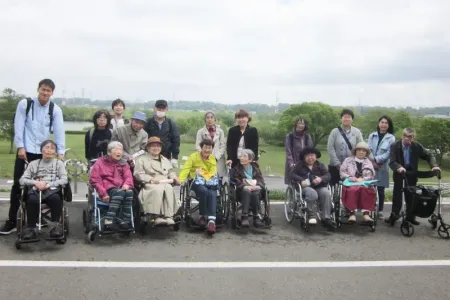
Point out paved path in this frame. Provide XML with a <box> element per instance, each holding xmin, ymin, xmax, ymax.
<box><xmin>0</xmin><ymin>199</ymin><xmax>449</xmax><ymax>299</ymax></box>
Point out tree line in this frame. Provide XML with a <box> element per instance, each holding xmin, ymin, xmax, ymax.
<box><xmin>1</xmin><ymin>88</ymin><xmax>450</xmax><ymax>164</ymax></box>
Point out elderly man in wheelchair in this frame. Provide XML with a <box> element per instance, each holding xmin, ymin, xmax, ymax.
<box><xmin>289</xmin><ymin>147</ymin><xmax>334</xmax><ymax>230</ymax></box>
<box><xmin>179</xmin><ymin>138</ymin><xmax>219</xmax><ymax>234</ymax></box>
<box><xmin>18</xmin><ymin>140</ymin><xmax>68</xmax><ymax>242</ymax></box>
<box><xmin>229</xmin><ymin>149</ymin><xmax>268</xmax><ymax>228</ymax></box>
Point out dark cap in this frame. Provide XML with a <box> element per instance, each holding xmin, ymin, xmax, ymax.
<box><xmin>155</xmin><ymin>99</ymin><xmax>168</xmax><ymax>108</ymax></box>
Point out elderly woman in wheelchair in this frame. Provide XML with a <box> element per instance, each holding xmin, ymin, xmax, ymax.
<box><xmin>339</xmin><ymin>142</ymin><xmax>377</xmax><ymax>225</ymax></box>
<box><xmin>89</xmin><ymin>141</ymin><xmax>135</xmax><ymax>233</ymax></box>
<box><xmin>289</xmin><ymin>147</ymin><xmax>334</xmax><ymax>230</ymax></box>
<box><xmin>179</xmin><ymin>138</ymin><xmax>219</xmax><ymax>234</ymax></box>
<box><xmin>230</xmin><ymin>149</ymin><xmax>267</xmax><ymax>228</ymax></box>
<box><xmin>134</xmin><ymin>137</ymin><xmax>181</xmax><ymax>227</ymax></box>
<box><xmin>18</xmin><ymin>140</ymin><xmax>68</xmax><ymax>242</ymax></box>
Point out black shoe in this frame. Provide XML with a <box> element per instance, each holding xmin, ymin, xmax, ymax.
<box><xmin>22</xmin><ymin>228</ymin><xmax>37</xmax><ymax>240</ymax></box>
<box><xmin>241</xmin><ymin>216</ymin><xmax>250</xmax><ymax>228</ymax></box>
<box><xmin>49</xmin><ymin>225</ymin><xmax>64</xmax><ymax>238</ymax></box>
<box><xmin>406</xmin><ymin>216</ymin><xmax>420</xmax><ymax>226</ymax></box>
<box><xmin>119</xmin><ymin>222</ymin><xmax>131</xmax><ymax>231</ymax></box>
<box><xmin>253</xmin><ymin>217</ymin><xmax>264</xmax><ymax>228</ymax></box>
<box><xmin>322</xmin><ymin>219</ymin><xmax>334</xmax><ymax>231</ymax></box>
<box><xmin>385</xmin><ymin>213</ymin><xmax>399</xmax><ymax>225</ymax></box>
<box><xmin>0</xmin><ymin>220</ymin><xmax>17</xmax><ymax>235</ymax></box>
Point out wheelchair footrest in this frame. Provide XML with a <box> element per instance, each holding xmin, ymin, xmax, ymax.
<box><xmin>18</xmin><ymin>238</ymin><xmax>41</xmax><ymax>244</ymax></box>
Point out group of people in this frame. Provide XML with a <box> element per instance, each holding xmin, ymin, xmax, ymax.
<box><xmin>0</xmin><ymin>78</ymin><xmax>442</xmax><ymax>238</ymax></box>
<box><xmin>286</xmin><ymin>109</ymin><xmax>440</xmax><ymax>229</ymax></box>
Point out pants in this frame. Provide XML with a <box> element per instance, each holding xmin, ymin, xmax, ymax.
<box><xmin>303</xmin><ymin>186</ymin><xmax>331</xmax><ymax>219</ymax></box>
<box><xmin>191</xmin><ymin>183</ymin><xmax>217</xmax><ymax>220</ymax></box>
<box><xmin>377</xmin><ymin>186</ymin><xmax>385</xmax><ymax>211</ymax></box>
<box><xmin>392</xmin><ymin>174</ymin><xmax>417</xmax><ymax>216</ymax></box>
<box><xmin>341</xmin><ymin>186</ymin><xmax>376</xmax><ymax>212</ymax></box>
<box><xmin>106</xmin><ymin>188</ymin><xmax>133</xmax><ymax>223</ymax></box>
<box><xmin>9</xmin><ymin>152</ymin><xmax>42</xmax><ymax>222</ymax></box>
<box><xmin>26</xmin><ymin>192</ymin><xmax>62</xmax><ymax>227</ymax></box>
<box><xmin>328</xmin><ymin>165</ymin><xmax>340</xmax><ymax>186</ymax></box>
<box><xmin>238</xmin><ymin>188</ymin><xmax>260</xmax><ymax>216</ymax></box>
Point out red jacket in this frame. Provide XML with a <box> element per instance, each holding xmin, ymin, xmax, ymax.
<box><xmin>89</xmin><ymin>156</ymin><xmax>134</xmax><ymax>198</ymax></box>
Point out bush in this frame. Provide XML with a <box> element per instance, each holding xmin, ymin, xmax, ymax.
<box><xmin>65</xmin><ymin>130</ymin><xmax>85</xmax><ymax>135</ymax></box>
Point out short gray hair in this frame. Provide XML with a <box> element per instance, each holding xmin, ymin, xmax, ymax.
<box><xmin>107</xmin><ymin>141</ymin><xmax>123</xmax><ymax>153</ymax></box>
<box><xmin>403</xmin><ymin>128</ymin><xmax>416</xmax><ymax>137</ymax></box>
<box><xmin>239</xmin><ymin>149</ymin><xmax>255</xmax><ymax>160</ymax></box>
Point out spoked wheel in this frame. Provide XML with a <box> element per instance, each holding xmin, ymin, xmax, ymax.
<box><xmin>437</xmin><ymin>224</ymin><xmax>450</xmax><ymax>239</ymax></box>
<box><xmin>400</xmin><ymin>221</ymin><xmax>415</xmax><ymax>237</ymax></box>
<box><xmin>284</xmin><ymin>186</ymin><xmax>296</xmax><ymax>223</ymax></box>
<box><xmin>429</xmin><ymin>215</ymin><xmax>438</xmax><ymax>230</ymax></box>
<box><xmin>83</xmin><ymin>208</ymin><xmax>89</xmax><ymax>234</ymax></box>
<box><xmin>63</xmin><ymin>207</ymin><xmax>70</xmax><ymax>237</ymax></box>
<box><xmin>221</xmin><ymin>182</ymin><xmax>230</xmax><ymax>223</ymax></box>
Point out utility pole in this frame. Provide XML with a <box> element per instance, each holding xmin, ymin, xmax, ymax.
<box><xmin>275</xmin><ymin>90</ymin><xmax>279</xmax><ymax>113</ymax></box>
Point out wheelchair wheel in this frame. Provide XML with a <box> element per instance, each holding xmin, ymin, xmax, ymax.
<box><xmin>63</xmin><ymin>207</ymin><xmax>69</xmax><ymax>237</ymax></box>
<box><xmin>16</xmin><ymin>207</ymin><xmax>25</xmax><ymax>239</ymax></box>
<box><xmin>15</xmin><ymin>238</ymin><xmax>22</xmax><ymax>250</ymax></box>
<box><xmin>83</xmin><ymin>208</ymin><xmax>92</xmax><ymax>234</ymax></box>
<box><xmin>87</xmin><ymin>230</ymin><xmax>96</xmax><ymax>243</ymax></box>
<box><xmin>400</xmin><ymin>221</ymin><xmax>414</xmax><ymax>237</ymax></box>
<box><xmin>437</xmin><ymin>224</ymin><xmax>450</xmax><ymax>239</ymax></box>
<box><xmin>220</xmin><ymin>182</ymin><xmax>230</xmax><ymax>223</ymax></box>
<box><xmin>284</xmin><ymin>186</ymin><xmax>296</xmax><ymax>223</ymax></box>
<box><xmin>429</xmin><ymin>214</ymin><xmax>438</xmax><ymax>230</ymax></box>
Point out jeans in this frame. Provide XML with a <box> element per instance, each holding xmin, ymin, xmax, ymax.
<box><xmin>191</xmin><ymin>183</ymin><xmax>217</xmax><ymax>220</ymax></box>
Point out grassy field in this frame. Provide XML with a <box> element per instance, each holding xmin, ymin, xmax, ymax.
<box><xmin>0</xmin><ymin>134</ymin><xmax>449</xmax><ymax>183</ymax></box>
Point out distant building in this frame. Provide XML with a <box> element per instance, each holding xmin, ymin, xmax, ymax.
<box><xmin>423</xmin><ymin>113</ymin><xmax>450</xmax><ymax>119</ymax></box>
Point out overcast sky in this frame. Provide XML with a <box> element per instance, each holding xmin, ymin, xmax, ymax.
<box><xmin>1</xmin><ymin>0</ymin><xmax>450</xmax><ymax>107</ymax></box>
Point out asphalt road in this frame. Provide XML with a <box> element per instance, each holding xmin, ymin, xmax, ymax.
<box><xmin>0</xmin><ymin>199</ymin><xmax>449</xmax><ymax>300</ymax></box>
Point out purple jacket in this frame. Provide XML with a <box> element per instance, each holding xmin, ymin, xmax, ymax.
<box><xmin>340</xmin><ymin>156</ymin><xmax>375</xmax><ymax>180</ymax></box>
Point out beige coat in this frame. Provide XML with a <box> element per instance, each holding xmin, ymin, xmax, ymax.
<box><xmin>111</xmin><ymin>123</ymin><xmax>148</xmax><ymax>158</ymax></box>
<box><xmin>134</xmin><ymin>154</ymin><xmax>179</xmax><ymax>216</ymax></box>
<box><xmin>195</xmin><ymin>125</ymin><xmax>227</xmax><ymax>178</ymax></box>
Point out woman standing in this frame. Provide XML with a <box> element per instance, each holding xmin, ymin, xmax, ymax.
<box><xmin>367</xmin><ymin>116</ymin><xmax>395</xmax><ymax>219</ymax></box>
<box><xmin>85</xmin><ymin>109</ymin><xmax>112</xmax><ymax>162</ymax></box>
<box><xmin>226</xmin><ymin>109</ymin><xmax>259</xmax><ymax>168</ymax></box>
<box><xmin>195</xmin><ymin>111</ymin><xmax>227</xmax><ymax>178</ymax></box>
<box><xmin>284</xmin><ymin>117</ymin><xmax>313</xmax><ymax>184</ymax></box>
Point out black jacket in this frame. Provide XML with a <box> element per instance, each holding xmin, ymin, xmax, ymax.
<box><xmin>290</xmin><ymin>161</ymin><xmax>330</xmax><ymax>188</ymax></box>
<box><xmin>226</xmin><ymin>125</ymin><xmax>259</xmax><ymax>167</ymax></box>
<box><xmin>231</xmin><ymin>162</ymin><xmax>265</xmax><ymax>190</ymax></box>
<box><xmin>84</xmin><ymin>128</ymin><xmax>112</xmax><ymax>160</ymax></box>
<box><xmin>144</xmin><ymin>117</ymin><xmax>180</xmax><ymax>159</ymax></box>
<box><xmin>389</xmin><ymin>140</ymin><xmax>437</xmax><ymax>174</ymax></box>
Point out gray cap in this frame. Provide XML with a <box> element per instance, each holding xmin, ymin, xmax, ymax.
<box><xmin>131</xmin><ymin>111</ymin><xmax>147</xmax><ymax>123</ymax></box>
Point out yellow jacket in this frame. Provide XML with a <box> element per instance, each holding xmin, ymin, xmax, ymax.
<box><xmin>179</xmin><ymin>152</ymin><xmax>217</xmax><ymax>183</ymax></box>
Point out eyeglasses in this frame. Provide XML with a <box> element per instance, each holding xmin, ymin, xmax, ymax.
<box><xmin>403</xmin><ymin>134</ymin><xmax>414</xmax><ymax>139</ymax></box>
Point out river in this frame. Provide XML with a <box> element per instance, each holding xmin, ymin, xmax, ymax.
<box><xmin>64</xmin><ymin>121</ymin><xmax>92</xmax><ymax>131</ymax></box>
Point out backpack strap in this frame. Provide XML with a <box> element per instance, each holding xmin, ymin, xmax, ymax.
<box><xmin>48</xmin><ymin>101</ymin><xmax>54</xmax><ymax>133</ymax></box>
<box><xmin>25</xmin><ymin>98</ymin><xmax>34</xmax><ymax>120</ymax></box>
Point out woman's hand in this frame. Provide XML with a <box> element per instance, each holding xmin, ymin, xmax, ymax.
<box><xmin>102</xmin><ymin>195</ymin><xmax>110</xmax><ymax>203</ymax></box>
<box><xmin>349</xmin><ymin>177</ymin><xmax>357</xmax><ymax>182</ymax></box>
<box><xmin>195</xmin><ymin>168</ymin><xmax>202</xmax><ymax>175</ymax></box>
<box><xmin>173</xmin><ymin>178</ymin><xmax>181</xmax><ymax>185</ymax></box>
<box><xmin>122</xmin><ymin>184</ymin><xmax>130</xmax><ymax>190</ymax></box>
<box><xmin>34</xmin><ymin>181</ymin><xmax>47</xmax><ymax>191</ymax></box>
<box><xmin>356</xmin><ymin>178</ymin><xmax>363</xmax><ymax>182</ymax></box>
<box><xmin>150</xmin><ymin>179</ymin><xmax>160</xmax><ymax>184</ymax></box>
<box><xmin>226</xmin><ymin>160</ymin><xmax>232</xmax><ymax>167</ymax></box>
<box><xmin>312</xmin><ymin>177</ymin><xmax>322</xmax><ymax>185</ymax></box>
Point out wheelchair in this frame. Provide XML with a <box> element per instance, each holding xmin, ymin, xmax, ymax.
<box><xmin>15</xmin><ymin>185</ymin><xmax>69</xmax><ymax>250</ymax></box>
<box><xmin>332</xmin><ymin>178</ymin><xmax>379</xmax><ymax>232</ymax></box>
<box><xmin>133</xmin><ymin>180</ymin><xmax>182</xmax><ymax>235</ymax></box>
<box><xmin>179</xmin><ymin>176</ymin><xmax>229</xmax><ymax>233</ymax></box>
<box><xmin>228</xmin><ymin>177</ymin><xmax>272</xmax><ymax>230</ymax></box>
<box><xmin>284</xmin><ymin>181</ymin><xmax>334</xmax><ymax>232</ymax></box>
<box><xmin>83</xmin><ymin>159</ymin><xmax>135</xmax><ymax>243</ymax></box>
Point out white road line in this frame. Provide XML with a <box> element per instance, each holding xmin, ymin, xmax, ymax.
<box><xmin>0</xmin><ymin>260</ymin><xmax>450</xmax><ymax>269</ymax></box>
<box><xmin>0</xmin><ymin>198</ymin><xmax>449</xmax><ymax>205</ymax></box>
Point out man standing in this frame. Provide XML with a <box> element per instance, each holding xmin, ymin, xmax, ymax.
<box><xmin>0</xmin><ymin>79</ymin><xmax>65</xmax><ymax>235</ymax></box>
<box><xmin>386</xmin><ymin>128</ymin><xmax>441</xmax><ymax>225</ymax></box>
<box><xmin>144</xmin><ymin>100</ymin><xmax>180</xmax><ymax>169</ymax></box>
<box><xmin>111</xmin><ymin>111</ymin><xmax>148</xmax><ymax>164</ymax></box>
<box><xmin>110</xmin><ymin>98</ymin><xmax>129</xmax><ymax>131</ymax></box>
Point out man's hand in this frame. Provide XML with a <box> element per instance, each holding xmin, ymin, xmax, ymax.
<box><xmin>34</xmin><ymin>181</ymin><xmax>47</xmax><ymax>191</ymax></box>
<box><xmin>171</xmin><ymin>159</ymin><xmax>178</xmax><ymax>169</ymax></box>
<box><xmin>18</xmin><ymin>148</ymin><xmax>27</xmax><ymax>160</ymax></box>
<box><xmin>195</xmin><ymin>168</ymin><xmax>202</xmax><ymax>175</ymax></box>
<box><xmin>122</xmin><ymin>184</ymin><xmax>130</xmax><ymax>191</ymax></box>
<box><xmin>290</xmin><ymin>163</ymin><xmax>295</xmax><ymax>168</ymax></box>
<box><xmin>102</xmin><ymin>195</ymin><xmax>110</xmax><ymax>203</ymax></box>
<box><xmin>432</xmin><ymin>166</ymin><xmax>441</xmax><ymax>172</ymax></box>
<box><xmin>312</xmin><ymin>177</ymin><xmax>322</xmax><ymax>185</ymax></box>
<box><xmin>226</xmin><ymin>160</ymin><xmax>232</xmax><ymax>168</ymax></box>
<box><xmin>397</xmin><ymin>167</ymin><xmax>406</xmax><ymax>173</ymax></box>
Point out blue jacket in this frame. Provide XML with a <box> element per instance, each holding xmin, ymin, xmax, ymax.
<box><xmin>368</xmin><ymin>131</ymin><xmax>395</xmax><ymax>187</ymax></box>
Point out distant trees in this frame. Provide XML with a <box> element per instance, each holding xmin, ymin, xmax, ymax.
<box><xmin>0</xmin><ymin>88</ymin><xmax>25</xmax><ymax>153</ymax></box>
<box><xmin>417</xmin><ymin>118</ymin><xmax>450</xmax><ymax>165</ymax></box>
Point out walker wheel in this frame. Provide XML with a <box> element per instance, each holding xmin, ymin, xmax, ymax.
<box><xmin>56</xmin><ymin>237</ymin><xmax>66</xmax><ymax>245</ymax></box>
<box><xmin>429</xmin><ymin>216</ymin><xmax>438</xmax><ymax>230</ymax></box>
<box><xmin>400</xmin><ymin>222</ymin><xmax>414</xmax><ymax>237</ymax></box>
<box><xmin>15</xmin><ymin>238</ymin><xmax>22</xmax><ymax>250</ymax></box>
<box><xmin>437</xmin><ymin>224</ymin><xmax>450</xmax><ymax>239</ymax></box>
<box><xmin>370</xmin><ymin>225</ymin><xmax>376</xmax><ymax>232</ymax></box>
<box><xmin>87</xmin><ymin>231</ymin><xmax>96</xmax><ymax>244</ymax></box>
<box><xmin>173</xmin><ymin>223</ymin><xmax>180</xmax><ymax>231</ymax></box>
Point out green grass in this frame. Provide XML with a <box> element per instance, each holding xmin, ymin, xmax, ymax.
<box><xmin>0</xmin><ymin>135</ymin><xmax>449</xmax><ymax>183</ymax></box>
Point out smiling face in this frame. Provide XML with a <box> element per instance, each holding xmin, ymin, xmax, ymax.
<box><xmin>236</xmin><ymin>116</ymin><xmax>248</xmax><ymax>127</ymax></box>
<box><xmin>113</xmin><ymin>103</ymin><xmax>124</xmax><ymax>115</ymax></box>
<box><xmin>355</xmin><ymin>148</ymin><xmax>368</xmax><ymax>159</ymax></box>
<box><xmin>201</xmin><ymin>144</ymin><xmax>213</xmax><ymax>158</ymax></box>
<box><xmin>41</xmin><ymin>142</ymin><xmax>56</xmax><ymax>159</ymax></box>
<box><xmin>378</xmin><ymin>118</ymin><xmax>389</xmax><ymax>133</ymax></box>
<box><xmin>37</xmin><ymin>84</ymin><xmax>54</xmax><ymax>103</ymax></box>
<box><xmin>304</xmin><ymin>153</ymin><xmax>316</xmax><ymax>165</ymax></box>
<box><xmin>148</xmin><ymin>143</ymin><xmax>162</xmax><ymax>156</ymax></box>
<box><xmin>131</xmin><ymin>119</ymin><xmax>145</xmax><ymax>131</ymax></box>
<box><xmin>239</xmin><ymin>152</ymin><xmax>253</xmax><ymax>165</ymax></box>
<box><xmin>402</xmin><ymin>132</ymin><xmax>414</xmax><ymax>146</ymax></box>
<box><xmin>341</xmin><ymin>113</ymin><xmax>353</xmax><ymax>127</ymax></box>
<box><xmin>296</xmin><ymin>121</ymin><xmax>305</xmax><ymax>132</ymax></box>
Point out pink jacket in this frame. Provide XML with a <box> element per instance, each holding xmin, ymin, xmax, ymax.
<box><xmin>89</xmin><ymin>156</ymin><xmax>134</xmax><ymax>198</ymax></box>
<box><xmin>340</xmin><ymin>156</ymin><xmax>375</xmax><ymax>180</ymax></box>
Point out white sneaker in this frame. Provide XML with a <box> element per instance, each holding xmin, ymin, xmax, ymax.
<box><xmin>308</xmin><ymin>217</ymin><xmax>317</xmax><ymax>225</ymax></box>
<box><xmin>165</xmin><ymin>218</ymin><xmax>175</xmax><ymax>225</ymax></box>
<box><xmin>154</xmin><ymin>217</ymin><xmax>166</xmax><ymax>225</ymax></box>
<box><xmin>348</xmin><ymin>215</ymin><xmax>356</xmax><ymax>223</ymax></box>
<box><xmin>378</xmin><ymin>212</ymin><xmax>385</xmax><ymax>219</ymax></box>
